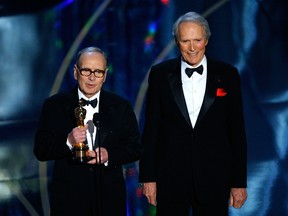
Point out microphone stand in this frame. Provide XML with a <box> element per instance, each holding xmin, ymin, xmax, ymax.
<box><xmin>93</xmin><ymin>113</ymin><xmax>102</xmax><ymax>215</ymax></box>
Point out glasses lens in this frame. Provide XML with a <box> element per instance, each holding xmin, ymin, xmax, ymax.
<box><xmin>79</xmin><ymin>68</ymin><xmax>91</xmax><ymax>76</ymax></box>
<box><xmin>94</xmin><ymin>70</ymin><xmax>105</xmax><ymax>78</ymax></box>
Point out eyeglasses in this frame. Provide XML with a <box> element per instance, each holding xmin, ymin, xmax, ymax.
<box><xmin>76</xmin><ymin>65</ymin><xmax>106</xmax><ymax>78</ymax></box>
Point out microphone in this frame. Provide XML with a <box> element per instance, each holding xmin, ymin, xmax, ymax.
<box><xmin>87</xmin><ymin>120</ymin><xmax>95</xmax><ymax>133</ymax></box>
<box><xmin>93</xmin><ymin>112</ymin><xmax>100</xmax><ymax>128</ymax></box>
<box><xmin>92</xmin><ymin>112</ymin><xmax>102</xmax><ymax>215</ymax></box>
<box><xmin>87</xmin><ymin>120</ymin><xmax>94</xmax><ymax>148</ymax></box>
<box><xmin>93</xmin><ymin>112</ymin><xmax>101</xmax><ymax>151</ymax></box>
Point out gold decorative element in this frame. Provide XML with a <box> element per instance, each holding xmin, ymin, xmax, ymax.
<box><xmin>72</xmin><ymin>99</ymin><xmax>89</xmax><ymax>162</ymax></box>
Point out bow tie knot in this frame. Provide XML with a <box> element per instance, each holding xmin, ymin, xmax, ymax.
<box><xmin>185</xmin><ymin>65</ymin><xmax>203</xmax><ymax>78</ymax></box>
<box><xmin>81</xmin><ymin>98</ymin><xmax>98</xmax><ymax>108</ymax></box>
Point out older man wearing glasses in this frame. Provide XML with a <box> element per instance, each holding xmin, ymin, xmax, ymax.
<box><xmin>34</xmin><ymin>47</ymin><xmax>141</xmax><ymax>216</ymax></box>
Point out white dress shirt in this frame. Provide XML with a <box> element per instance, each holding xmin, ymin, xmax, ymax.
<box><xmin>78</xmin><ymin>89</ymin><xmax>100</xmax><ymax>150</ymax></box>
<box><xmin>67</xmin><ymin>89</ymin><xmax>100</xmax><ymax>150</ymax></box>
<box><xmin>181</xmin><ymin>56</ymin><xmax>207</xmax><ymax>127</ymax></box>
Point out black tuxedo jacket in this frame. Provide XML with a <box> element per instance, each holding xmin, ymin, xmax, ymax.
<box><xmin>34</xmin><ymin>87</ymin><xmax>141</xmax><ymax>216</ymax></box>
<box><xmin>139</xmin><ymin>57</ymin><xmax>247</xmax><ymax>204</ymax></box>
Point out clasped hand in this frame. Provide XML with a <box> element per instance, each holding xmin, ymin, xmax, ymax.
<box><xmin>68</xmin><ymin>124</ymin><xmax>88</xmax><ymax>144</ymax></box>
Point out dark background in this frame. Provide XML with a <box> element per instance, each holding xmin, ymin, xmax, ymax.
<box><xmin>0</xmin><ymin>0</ymin><xmax>287</xmax><ymax>215</ymax></box>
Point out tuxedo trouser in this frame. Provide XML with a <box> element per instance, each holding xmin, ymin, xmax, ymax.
<box><xmin>156</xmin><ymin>198</ymin><xmax>228</xmax><ymax>216</ymax></box>
<box><xmin>156</xmin><ymin>181</ymin><xmax>228</xmax><ymax>216</ymax></box>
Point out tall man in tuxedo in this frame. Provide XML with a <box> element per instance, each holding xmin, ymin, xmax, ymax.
<box><xmin>139</xmin><ymin>12</ymin><xmax>248</xmax><ymax>216</ymax></box>
<box><xmin>34</xmin><ymin>47</ymin><xmax>141</xmax><ymax>216</ymax></box>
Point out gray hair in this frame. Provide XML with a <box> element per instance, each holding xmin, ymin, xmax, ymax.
<box><xmin>76</xmin><ymin>46</ymin><xmax>108</xmax><ymax>66</ymax></box>
<box><xmin>172</xmin><ymin>12</ymin><xmax>211</xmax><ymax>41</ymax></box>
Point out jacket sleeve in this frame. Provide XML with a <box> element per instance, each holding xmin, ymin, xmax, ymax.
<box><xmin>34</xmin><ymin>98</ymin><xmax>72</xmax><ymax>161</ymax></box>
<box><xmin>104</xmin><ymin>100</ymin><xmax>142</xmax><ymax>167</ymax></box>
<box><xmin>139</xmin><ymin>67</ymin><xmax>161</xmax><ymax>182</ymax></box>
<box><xmin>228</xmin><ymin>68</ymin><xmax>247</xmax><ymax>188</ymax></box>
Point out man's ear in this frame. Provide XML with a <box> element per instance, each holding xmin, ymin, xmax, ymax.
<box><xmin>73</xmin><ymin>65</ymin><xmax>78</xmax><ymax>80</ymax></box>
<box><xmin>174</xmin><ymin>37</ymin><xmax>179</xmax><ymax>46</ymax></box>
<box><xmin>103</xmin><ymin>68</ymin><xmax>108</xmax><ymax>83</ymax></box>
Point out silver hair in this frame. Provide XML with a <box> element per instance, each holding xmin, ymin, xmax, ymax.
<box><xmin>76</xmin><ymin>46</ymin><xmax>107</xmax><ymax>66</ymax></box>
<box><xmin>172</xmin><ymin>12</ymin><xmax>211</xmax><ymax>41</ymax></box>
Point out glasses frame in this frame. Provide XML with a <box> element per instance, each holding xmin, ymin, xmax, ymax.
<box><xmin>76</xmin><ymin>65</ymin><xmax>106</xmax><ymax>78</ymax></box>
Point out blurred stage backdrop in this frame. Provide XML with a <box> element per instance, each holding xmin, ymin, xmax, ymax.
<box><xmin>0</xmin><ymin>0</ymin><xmax>287</xmax><ymax>215</ymax></box>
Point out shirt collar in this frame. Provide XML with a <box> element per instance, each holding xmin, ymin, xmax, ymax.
<box><xmin>77</xmin><ymin>88</ymin><xmax>100</xmax><ymax>102</ymax></box>
<box><xmin>181</xmin><ymin>55</ymin><xmax>207</xmax><ymax>69</ymax></box>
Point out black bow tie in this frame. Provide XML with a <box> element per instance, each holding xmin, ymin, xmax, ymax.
<box><xmin>185</xmin><ymin>65</ymin><xmax>203</xmax><ymax>78</ymax></box>
<box><xmin>81</xmin><ymin>98</ymin><xmax>98</xmax><ymax>108</ymax></box>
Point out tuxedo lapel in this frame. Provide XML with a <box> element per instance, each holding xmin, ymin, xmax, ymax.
<box><xmin>195</xmin><ymin>60</ymin><xmax>218</xmax><ymax>127</ymax></box>
<box><xmin>167</xmin><ymin>58</ymin><xmax>192</xmax><ymax>127</ymax></box>
<box><xmin>98</xmin><ymin>91</ymin><xmax>114</xmax><ymax>146</ymax></box>
<box><xmin>65</xmin><ymin>87</ymin><xmax>81</xmax><ymax>127</ymax></box>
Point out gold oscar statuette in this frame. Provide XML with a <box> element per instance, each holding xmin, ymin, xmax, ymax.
<box><xmin>72</xmin><ymin>99</ymin><xmax>89</xmax><ymax>162</ymax></box>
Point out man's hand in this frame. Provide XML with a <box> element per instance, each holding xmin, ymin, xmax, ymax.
<box><xmin>87</xmin><ymin>147</ymin><xmax>108</xmax><ymax>164</ymax></box>
<box><xmin>229</xmin><ymin>188</ymin><xmax>248</xmax><ymax>208</ymax></box>
<box><xmin>68</xmin><ymin>124</ymin><xmax>88</xmax><ymax>145</ymax></box>
<box><xmin>142</xmin><ymin>182</ymin><xmax>157</xmax><ymax>206</ymax></box>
